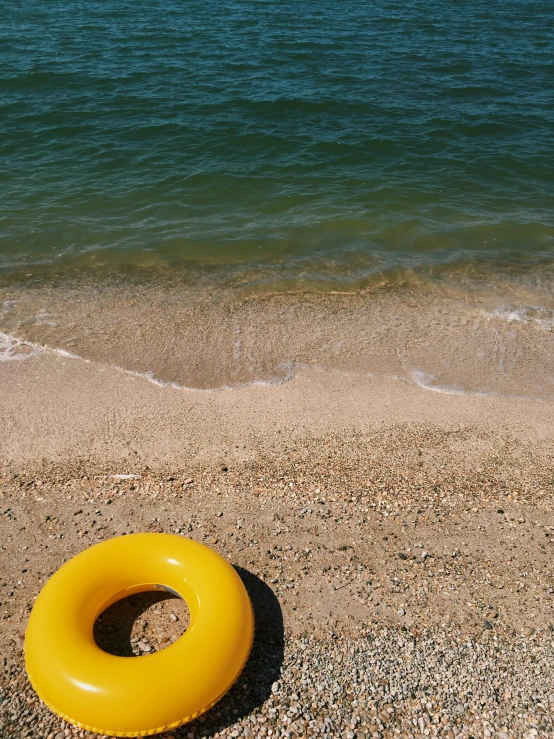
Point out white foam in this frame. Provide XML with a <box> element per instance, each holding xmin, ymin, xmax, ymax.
<box><xmin>482</xmin><ymin>305</ymin><xmax>554</xmax><ymax>331</ymax></box>
<box><xmin>410</xmin><ymin>368</ymin><xmax>550</xmax><ymax>402</ymax></box>
<box><xmin>411</xmin><ymin>370</ymin><xmax>492</xmax><ymax>397</ymax></box>
<box><xmin>0</xmin><ymin>330</ymin><xmax>299</xmax><ymax>391</ymax></box>
<box><xmin>0</xmin><ymin>333</ymin><xmax>40</xmax><ymax>362</ymax></box>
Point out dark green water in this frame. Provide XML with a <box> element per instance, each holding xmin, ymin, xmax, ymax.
<box><xmin>1</xmin><ymin>0</ymin><xmax>554</xmax><ymax>285</ymax></box>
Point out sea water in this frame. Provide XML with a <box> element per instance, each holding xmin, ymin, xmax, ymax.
<box><xmin>1</xmin><ymin>0</ymin><xmax>554</xmax><ymax>394</ymax></box>
<box><xmin>2</xmin><ymin>0</ymin><xmax>553</xmax><ymax>281</ymax></box>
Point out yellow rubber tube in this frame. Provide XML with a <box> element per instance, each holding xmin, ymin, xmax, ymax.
<box><xmin>24</xmin><ymin>533</ymin><xmax>254</xmax><ymax>736</ymax></box>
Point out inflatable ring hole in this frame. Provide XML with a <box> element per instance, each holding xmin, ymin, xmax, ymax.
<box><xmin>93</xmin><ymin>590</ymin><xmax>190</xmax><ymax>657</ymax></box>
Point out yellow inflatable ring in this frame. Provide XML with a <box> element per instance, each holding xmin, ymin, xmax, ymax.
<box><xmin>24</xmin><ymin>533</ymin><xmax>254</xmax><ymax>737</ymax></box>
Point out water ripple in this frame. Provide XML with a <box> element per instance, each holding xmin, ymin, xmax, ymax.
<box><xmin>1</xmin><ymin>0</ymin><xmax>553</xmax><ymax>279</ymax></box>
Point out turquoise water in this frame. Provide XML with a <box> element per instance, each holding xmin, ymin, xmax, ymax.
<box><xmin>1</xmin><ymin>0</ymin><xmax>554</xmax><ymax>284</ymax></box>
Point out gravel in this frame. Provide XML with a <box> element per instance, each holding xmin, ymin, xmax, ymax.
<box><xmin>2</xmin><ymin>625</ymin><xmax>553</xmax><ymax>739</ymax></box>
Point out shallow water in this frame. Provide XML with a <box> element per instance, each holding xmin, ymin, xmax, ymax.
<box><xmin>2</xmin><ymin>0</ymin><xmax>554</xmax><ymax>285</ymax></box>
<box><xmin>1</xmin><ymin>272</ymin><xmax>553</xmax><ymax>400</ymax></box>
<box><xmin>2</xmin><ymin>1</ymin><xmax>554</xmax><ymax>399</ymax></box>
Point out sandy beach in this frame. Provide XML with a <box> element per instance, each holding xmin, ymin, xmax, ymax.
<box><xmin>3</xmin><ymin>0</ymin><xmax>554</xmax><ymax>735</ymax></box>
<box><xmin>1</xmin><ymin>312</ymin><xmax>553</xmax><ymax>738</ymax></box>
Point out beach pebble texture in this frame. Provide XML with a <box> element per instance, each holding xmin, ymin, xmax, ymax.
<box><xmin>1</xmin><ymin>427</ymin><xmax>553</xmax><ymax>738</ymax></box>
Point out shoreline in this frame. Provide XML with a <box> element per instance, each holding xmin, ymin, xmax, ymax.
<box><xmin>2</xmin><ymin>269</ymin><xmax>554</xmax><ymax>398</ymax></box>
<box><xmin>1</xmin><ymin>343</ymin><xmax>554</xmax><ymax>469</ymax></box>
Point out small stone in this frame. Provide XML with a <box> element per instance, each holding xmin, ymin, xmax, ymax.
<box><xmin>271</xmin><ymin>681</ymin><xmax>280</xmax><ymax>694</ymax></box>
<box><xmin>169</xmin><ymin>613</ymin><xmax>178</xmax><ymax>622</ymax></box>
<box><xmin>484</xmin><ymin>620</ymin><xmax>493</xmax><ymax>630</ymax></box>
<box><xmin>243</xmin><ymin>728</ymin><xmax>252</xmax><ymax>737</ymax></box>
<box><xmin>137</xmin><ymin>641</ymin><xmax>151</xmax><ymax>652</ymax></box>
<box><xmin>398</xmin><ymin>608</ymin><xmax>406</xmax><ymax>616</ymax></box>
